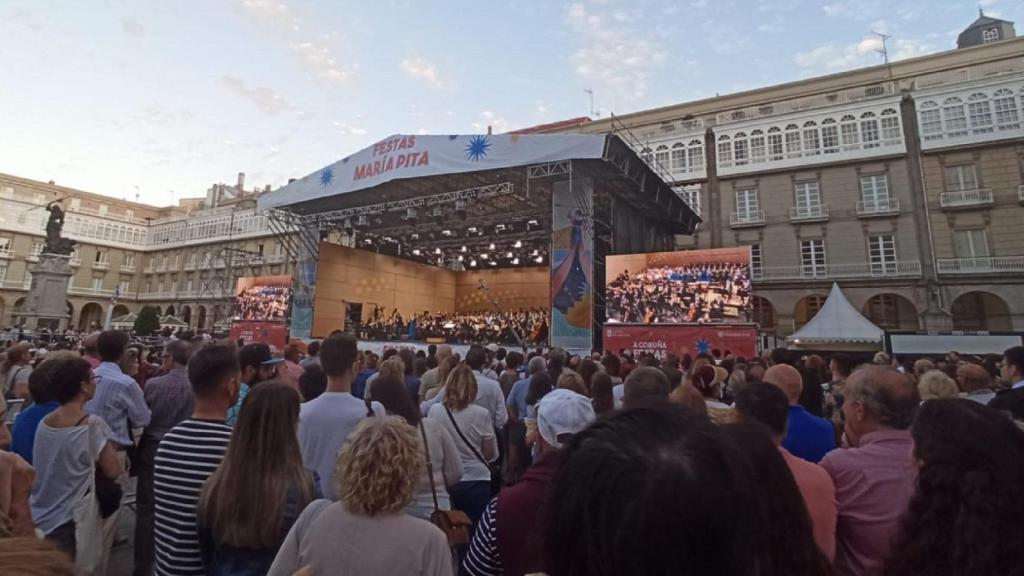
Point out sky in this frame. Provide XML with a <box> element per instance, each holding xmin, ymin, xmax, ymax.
<box><xmin>1</xmin><ymin>0</ymin><xmax>1018</xmax><ymax>206</ymax></box>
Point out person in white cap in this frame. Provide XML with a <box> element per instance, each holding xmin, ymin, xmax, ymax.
<box><xmin>464</xmin><ymin>389</ymin><xmax>595</xmax><ymax>576</ymax></box>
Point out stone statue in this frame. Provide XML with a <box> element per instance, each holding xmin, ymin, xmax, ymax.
<box><xmin>45</xmin><ymin>201</ymin><xmax>75</xmax><ymax>255</ymax></box>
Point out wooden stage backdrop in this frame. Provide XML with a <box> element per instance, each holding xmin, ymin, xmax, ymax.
<box><xmin>313</xmin><ymin>243</ymin><xmax>548</xmax><ymax>337</ymax></box>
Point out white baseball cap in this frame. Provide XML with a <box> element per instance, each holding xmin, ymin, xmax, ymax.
<box><xmin>537</xmin><ymin>388</ymin><xmax>596</xmax><ymax>449</ymax></box>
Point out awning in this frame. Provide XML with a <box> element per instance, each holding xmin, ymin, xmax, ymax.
<box><xmin>159</xmin><ymin>315</ymin><xmax>188</xmax><ymax>328</ymax></box>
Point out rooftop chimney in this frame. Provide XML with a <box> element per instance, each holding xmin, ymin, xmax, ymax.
<box><xmin>264</xmin><ymin>184</ymin><xmax>271</xmax><ymax>193</ymax></box>
<box><xmin>48</xmin><ymin>180</ymin><xmax>55</xmax><ymax>185</ymax></box>
<box><xmin>236</xmin><ymin>172</ymin><xmax>245</xmax><ymax>191</ymax></box>
<box><xmin>288</xmin><ymin>178</ymin><xmax>297</xmax><ymax>184</ymax></box>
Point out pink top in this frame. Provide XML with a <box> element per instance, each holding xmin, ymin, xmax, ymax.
<box><xmin>820</xmin><ymin>430</ymin><xmax>915</xmax><ymax>576</ymax></box>
<box><xmin>780</xmin><ymin>447</ymin><xmax>837</xmax><ymax>561</ymax></box>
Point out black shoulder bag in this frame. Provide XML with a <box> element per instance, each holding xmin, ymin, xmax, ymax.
<box><xmin>444</xmin><ymin>406</ymin><xmax>502</xmax><ymax>495</ymax></box>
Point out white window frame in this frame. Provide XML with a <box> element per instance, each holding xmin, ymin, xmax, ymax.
<box><xmin>953</xmin><ymin>229</ymin><xmax>989</xmax><ymax>258</ymax></box>
<box><xmin>670</xmin><ymin>142</ymin><xmax>687</xmax><ymax>174</ymax></box>
<box><xmin>749</xmin><ymin>130</ymin><xmax>766</xmax><ymax>162</ymax></box>
<box><xmin>942</xmin><ymin>97</ymin><xmax>968</xmax><ymax>135</ymax></box>
<box><xmin>821</xmin><ymin>119</ymin><xmax>839</xmax><ymax>152</ymax></box>
<box><xmin>993</xmin><ymin>89</ymin><xmax>1020</xmax><ymax>129</ymax></box>
<box><xmin>800</xmin><ymin>239</ymin><xmax>826</xmax><ymax>278</ymax></box>
<box><xmin>749</xmin><ymin>244</ymin><xmax>762</xmax><ymax>278</ymax></box>
<box><xmin>802</xmin><ymin>121</ymin><xmax>820</xmax><ymax>155</ymax></box>
<box><xmin>735</xmin><ymin>188</ymin><xmax>760</xmax><ymax>218</ymax></box>
<box><xmin>119</xmin><ymin>280</ymin><xmax>130</xmax><ymax>294</ymax></box>
<box><xmin>967</xmin><ymin>93</ymin><xmax>993</xmax><ymax>133</ymax></box>
<box><xmin>945</xmin><ymin>164</ymin><xmax>978</xmax><ymax>192</ymax></box>
<box><xmin>860</xmin><ymin>112</ymin><xmax>880</xmax><ymax>148</ymax></box>
<box><xmin>880</xmin><ymin>109</ymin><xmax>901</xmax><ymax>141</ymax></box>
<box><xmin>868</xmin><ymin>234</ymin><xmax>897</xmax><ymax>275</ymax></box>
<box><xmin>982</xmin><ymin>27</ymin><xmax>1000</xmax><ymax>43</ymax></box>
<box><xmin>92</xmin><ymin>277</ymin><xmax>104</xmax><ymax>291</ymax></box>
<box><xmin>860</xmin><ymin>174</ymin><xmax>890</xmax><ymax>209</ymax></box>
<box><xmin>794</xmin><ymin>181</ymin><xmax>822</xmax><ymax>216</ymax></box>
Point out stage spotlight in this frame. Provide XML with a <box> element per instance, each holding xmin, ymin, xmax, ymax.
<box><xmin>514</xmin><ymin>240</ymin><xmax>522</xmax><ymax>248</ymax></box>
<box><xmin>489</xmin><ymin>242</ymin><xmax>496</xmax><ymax>250</ymax></box>
<box><xmin>404</xmin><ymin>207</ymin><xmax>417</xmax><ymax>221</ymax></box>
<box><xmin>506</xmin><ymin>251</ymin><xmax>513</xmax><ymax>258</ymax></box>
<box><xmin>455</xmin><ymin>199</ymin><xmax>466</xmax><ymax>219</ymax></box>
<box><xmin>356</xmin><ymin>215</ymin><xmax>369</xmax><ymax>227</ymax></box>
<box><xmin>469</xmin><ymin>259</ymin><xmax>477</xmax><ymax>267</ymax></box>
<box><xmin>512</xmin><ymin>257</ymin><xmax>520</xmax><ymax>265</ymax></box>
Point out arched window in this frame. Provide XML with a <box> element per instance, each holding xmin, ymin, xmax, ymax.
<box><xmin>767</xmin><ymin>127</ymin><xmax>783</xmax><ymax>160</ymax></box>
<box><xmin>992</xmin><ymin>88</ymin><xmax>1019</xmax><ymax>128</ymax></box>
<box><xmin>671</xmin><ymin>142</ymin><xmax>687</xmax><ymax>173</ymax></box>
<box><xmin>942</xmin><ymin>96</ymin><xmax>967</xmax><ymax>135</ymax></box>
<box><xmin>967</xmin><ymin>92</ymin><xmax>993</xmax><ymax>133</ymax></box>
<box><xmin>749</xmin><ymin>129</ymin><xmax>766</xmax><ymax>162</ymax></box>
<box><xmin>654</xmin><ymin>145</ymin><xmax>670</xmax><ymax>169</ymax></box>
<box><xmin>717</xmin><ymin>135</ymin><xmax>733</xmax><ymax>165</ymax></box>
<box><xmin>821</xmin><ymin>118</ymin><xmax>839</xmax><ymax>152</ymax></box>
<box><xmin>784</xmin><ymin>124</ymin><xmax>801</xmax><ymax>156</ymax></box>
<box><xmin>687</xmin><ymin>140</ymin><xmax>704</xmax><ymax>172</ymax></box>
<box><xmin>840</xmin><ymin>114</ymin><xmax>859</xmax><ymax>147</ymax></box>
<box><xmin>733</xmin><ymin>132</ymin><xmax>749</xmax><ymax>165</ymax></box>
<box><xmin>880</xmin><ymin>108</ymin><xmax>902</xmax><ymax>141</ymax></box>
<box><xmin>802</xmin><ymin>120</ymin><xmax>820</xmax><ymax>155</ymax></box>
<box><xmin>860</xmin><ymin>111</ymin><xmax>880</xmax><ymax>148</ymax></box>
<box><xmin>918</xmin><ymin>100</ymin><xmax>942</xmax><ymax>137</ymax></box>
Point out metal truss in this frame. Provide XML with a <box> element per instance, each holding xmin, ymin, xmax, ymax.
<box><xmin>527</xmin><ymin>160</ymin><xmax>572</xmax><ymax>179</ymax></box>
<box><xmin>303</xmin><ymin>182</ymin><xmax>515</xmax><ymax>224</ymax></box>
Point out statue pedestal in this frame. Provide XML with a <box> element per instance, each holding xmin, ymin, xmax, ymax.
<box><xmin>20</xmin><ymin>253</ymin><xmax>73</xmax><ymax>332</ymax></box>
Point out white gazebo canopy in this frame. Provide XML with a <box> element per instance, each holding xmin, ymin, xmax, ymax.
<box><xmin>787</xmin><ymin>283</ymin><xmax>884</xmax><ymax>351</ymax></box>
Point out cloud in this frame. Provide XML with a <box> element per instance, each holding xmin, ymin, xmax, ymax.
<box><xmin>239</xmin><ymin>0</ymin><xmax>353</xmax><ymax>86</ymax></box>
<box><xmin>472</xmin><ymin>111</ymin><xmax>513</xmax><ymax>134</ymax></box>
<box><xmin>121</xmin><ymin>18</ymin><xmax>145</xmax><ymax>38</ymax></box>
<box><xmin>220</xmin><ymin>76</ymin><xmax>290</xmax><ymax>114</ymax></box>
<box><xmin>401</xmin><ymin>56</ymin><xmax>444</xmax><ymax>88</ymax></box>
<box><xmin>565</xmin><ymin>1</ymin><xmax>667</xmax><ymax>106</ymax></box>
<box><xmin>332</xmin><ymin>121</ymin><xmax>368</xmax><ymax>136</ymax></box>
<box><xmin>794</xmin><ymin>35</ymin><xmax>934</xmax><ymax>74</ymax></box>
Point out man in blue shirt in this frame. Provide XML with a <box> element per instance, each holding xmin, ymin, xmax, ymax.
<box><xmin>765</xmin><ymin>364</ymin><xmax>836</xmax><ymax>463</ymax></box>
<box><xmin>227</xmin><ymin>343</ymin><xmax>281</xmax><ymax>426</ymax></box>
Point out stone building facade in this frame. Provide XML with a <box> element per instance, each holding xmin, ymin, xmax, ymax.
<box><xmin>550</xmin><ymin>32</ymin><xmax>1024</xmax><ymax>336</ymax></box>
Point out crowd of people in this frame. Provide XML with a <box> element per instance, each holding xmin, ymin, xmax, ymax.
<box><xmin>0</xmin><ymin>328</ymin><xmax>1023</xmax><ymax>576</ymax></box>
<box><xmin>606</xmin><ymin>262</ymin><xmax>752</xmax><ymax>324</ymax></box>
<box><xmin>232</xmin><ymin>285</ymin><xmax>292</xmax><ymax>322</ymax></box>
<box><xmin>361</xmin><ymin>307</ymin><xmax>550</xmax><ymax>346</ymax></box>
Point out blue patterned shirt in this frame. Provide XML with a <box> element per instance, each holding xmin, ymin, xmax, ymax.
<box><xmin>84</xmin><ymin>361</ymin><xmax>151</xmax><ymax>447</ymax></box>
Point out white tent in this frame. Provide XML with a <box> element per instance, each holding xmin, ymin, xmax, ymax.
<box><xmin>787</xmin><ymin>283</ymin><xmax>884</xmax><ymax>351</ymax></box>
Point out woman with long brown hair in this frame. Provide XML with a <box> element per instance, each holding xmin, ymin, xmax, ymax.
<box><xmin>3</xmin><ymin>343</ymin><xmax>33</xmax><ymax>400</ymax></box>
<box><xmin>198</xmin><ymin>382</ymin><xmax>319</xmax><ymax>574</ymax></box>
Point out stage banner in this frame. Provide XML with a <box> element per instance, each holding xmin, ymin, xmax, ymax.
<box><xmin>230</xmin><ymin>322</ymin><xmax>288</xmax><ymax>349</ymax></box>
<box><xmin>289</xmin><ymin>226</ymin><xmax>319</xmax><ymax>340</ymax></box>
<box><xmin>551</xmin><ymin>178</ymin><xmax>593</xmax><ymax>351</ymax></box>
<box><xmin>603</xmin><ymin>324</ymin><xmax>758</xmax><ymax>360</ymax></box>
<box><xmin>259</xmin><ymin>134</ymin><xmax>608</xmax><ymax>211</ymax></box>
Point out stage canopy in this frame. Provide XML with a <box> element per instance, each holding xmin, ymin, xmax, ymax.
<box><xmin>258</xmin><ymin>133</ymin><xmax>701</xmax><ymax>270</ymax></box>
<box><xmin>787</xmin><ymin>283</ymin><xmax>884</xmax><ymax>350</ymax></box>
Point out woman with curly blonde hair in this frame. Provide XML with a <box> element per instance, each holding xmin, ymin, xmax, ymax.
<box><xmin>267</xmin><ymin>416</ymin><xmax>452</xmax><ymax>576</ymax></box>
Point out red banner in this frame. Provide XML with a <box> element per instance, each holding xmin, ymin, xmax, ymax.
<box><xmin>230</xmin><ymin>321</ymin><xmax>288</xmax><ymax>350</ymax></box>
<box><xmin>603</xmin><ymin>324</ymin><xmax>758</xmax><ymax>360</ymax></box>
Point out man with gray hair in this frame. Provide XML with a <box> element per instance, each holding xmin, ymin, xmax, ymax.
<box><xmin>820</xmin><ymin>365</ymin><xmax>919</xmax><ymax>576</ymax></box>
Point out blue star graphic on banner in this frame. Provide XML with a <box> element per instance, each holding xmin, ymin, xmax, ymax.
<box><xmin>319</xmin><ymin>167</ymin><xmax>334</xmax><ymax>189</ymax></box>
<box><xmin>695</xmin><ymin>337</ymin><xmax>712</xmax><ymax>355</ymax></box>
<box><xmin>465</xmin><ymin>135</ymin><xmax>491</xmax><ymax>161</ymax></box>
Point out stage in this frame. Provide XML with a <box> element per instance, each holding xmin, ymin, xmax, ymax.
<box><xmin>258</xmin><ymin>133</ymin><xmax>701</xmax><ymax>351</ymax></box>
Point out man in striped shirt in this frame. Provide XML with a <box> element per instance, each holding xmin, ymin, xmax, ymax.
<box><xmin>153</xmin><ymin>342</ymin><xmax>241</xmax><ymax>576</ymax></box>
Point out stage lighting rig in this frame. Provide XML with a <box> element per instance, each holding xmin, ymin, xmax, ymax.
<box><xmin>455</xmin><ymin>199</ymin><xmax>467</xmax><ymax>219</ymax></box>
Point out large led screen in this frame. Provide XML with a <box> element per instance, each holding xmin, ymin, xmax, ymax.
<box><xmin>232</xmin><ymin>275</ymin><xmax>293</xmax><ymax>322</ymax></box>
<box><xmin>605</xmin><ymin>247</ymin><xmax>752</xmax><ymax>324</ymax></box>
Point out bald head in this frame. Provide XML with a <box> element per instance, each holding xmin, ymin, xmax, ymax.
<box><xmin>764</xmin><ymin>364</ymin><xmax>802</xmax><ymax>404</ymax></box>
<box><xmin>846</xmin><ymin>365</ymin><xmax>919</xmax><ymax>430</ymax></box>
<box><xmin>956</xmin><ymin>363</ymin><xmax>992</xmax><ymax>394</ymax></box>
<box><xmin>623</xmin><ymin>367</ymin><xmax>670</xmax><ymax>409</ymax></box>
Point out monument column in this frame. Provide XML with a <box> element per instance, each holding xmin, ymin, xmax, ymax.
<box><xmin>19</xmin><ymin>201</ymin><xmax>75</xmax><ymax>332</ymax></box>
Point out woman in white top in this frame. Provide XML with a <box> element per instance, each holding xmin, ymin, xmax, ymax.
<box><xmin>427</xmin><ymin>364</ymin><xmax>496</xmax><ymax>528</ymax></box>
<box><xmin>370</xmin><ymin>374</ymin><xmax>462</xmax><ymax>520</ymax></box>
<box><xmin>30</xmin><ymin>357</ymin><xmax>122</xmax><ymax>569</ymax></box>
